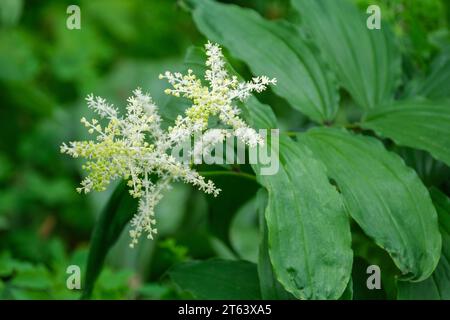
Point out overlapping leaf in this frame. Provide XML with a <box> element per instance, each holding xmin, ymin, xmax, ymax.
<box><xmin>256</xmin><ymin>189</ymin><xmax>294</xmax><ymax>300</ymax></box>
<box><xmin>299</xmin><ymin>127</ymin><xmax>441</xmax><ymax>281</ymax></box>
<box><xmin>363</xmin><ymin>100</ymin><xmax>450</xmax><ymax>166</ymax></box>
<box><xmin>292</xmin><ymin>0</ymin><xmax>400</xmax><ymax>110</ymax></box>
<box><xmin>168</xmin><ymin>259</ymin><xmax>261</xmax><ymax>299</ymax></box>
<box><xmin>397</xmin><ymin>189</ymin><xmax>450</xmax><ymax>299</ymax></box>
<box><xmin>81</xmin><ymin>182</ymin><xmax>137</xmax><ymax>299</ymax></box>
<box><xmin>190</xmin><ymin>0</ymin><xmax>339</xmax><ymax>123</ymax></box>
<box><xmin>181</xmin><ymin>47</ymin><xmax>353</xmax><ymax>299</ymax></box>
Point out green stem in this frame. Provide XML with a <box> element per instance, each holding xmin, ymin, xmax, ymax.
<box><xmin>199</xmin><ymin>170</ymin><xmax>258</xmax><ymax>182</ymax></box>
<box><xmin>282</xmin><ymin>131</ymin><xmax>299</xmax><ymax>137</ymax></box>
<box><xmin>344</xmin><ymin>123</ymin><xmax>362</xmax><ymax>130</ymax></box>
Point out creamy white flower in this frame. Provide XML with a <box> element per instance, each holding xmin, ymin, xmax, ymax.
<box><xmin>61</xmin><ymin>88</ymin><xmax>220</xmax><ymax>247</ymax></box>
<box><xmin>62</xmin><ymin>42</ymin><xmax>275</xmax><ymax>248</ymax></box>
<box><xmin>160</xmin><ymin>41</ymin><xmax>276</xmax><ymax>148</ymax></box>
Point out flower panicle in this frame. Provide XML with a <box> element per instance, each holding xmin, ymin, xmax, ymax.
<box><xmin>160</xmin><ymin>41</ymin><xmax>276</xmax><ymax>148</ymax></box>
<box><xmin>61</xmin><ymin>42</ymin><xmax>276</xmax><ymax>247</ymax></box>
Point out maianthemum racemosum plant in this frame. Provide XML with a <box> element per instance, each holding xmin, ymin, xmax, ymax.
<box><xmin>61</xmin><ymin>42</ymin><xmax>276</xmax><ymax>248</ymax></box>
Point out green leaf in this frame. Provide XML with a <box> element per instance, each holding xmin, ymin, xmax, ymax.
<box><xmin>168</xmin><ymin>259</ymin><xmax>261</xmax><ymax>299</ymax></box>
<box><xmin>81</xmin><ymin>182</ymin><xmax>137</xmax><ymax>299</ymax></box>
<box><xmin>191</xmin><ymin>0</ymin><xmax>339</xmax><ymax>123</ymax></box>
<box><xmin>299</xmin><ymin>127</ymin><xmax>441</xmax><ymax>281</ymax></box>
<box><xmin>256</xmin><ymin>189</ymin><xmax>294</xmax><ymax>300</ymax></box>
<box><xmin>230</xmin><ymin>196</ymin><xmax>259</xmax><ymax>263</ymax></box>
<box><xmin>206</xmin><ymin>174</ymin><xmax>259</xmax><ymax>250</ymax></box>
<box><xmin>339</xmin><ymin>278</ymin><xmax>353</xmax><ymax>300</ymax></box>
<box><xmin>393</xmin><ymin>147</ymin><xmax>450</xmax><ymax>187</ymax></box>
<box><xmin>291</xmin><ymin>0</ymin><xmax>401</xmax><ymax>110</ymax></box>
<box><xmin>255</xmin><ymin>136</ymin><xmax>353</xmax><ymax>299</ymax></box>
<box><xmin>397</xmin><ymin>188</ymin><xmax>450</xmax><ymax>300</ymax></box>
<box><xmin>410</xmin><ymin>49</ymin><xmax>450</xmax><ymax>99</ymax></box>
<box><xmin>208</xmin><ymin>47</ymin><xmax>352</xmax><ymax>299</ymax></box>
<box><xmin>362</xmin><ymin>100</ymin><xmax>450</xmax><ymax>167</ymax></box>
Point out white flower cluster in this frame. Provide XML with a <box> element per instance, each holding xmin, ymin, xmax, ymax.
<box><xmin>160</xmin><ymin>41</ymin><xmax>276</xmax><ymax>147</ymax></box>
<box><xmin>61</xmin><ymin>42</ymin><xmax>276</xmax><ymax>247</ymax></box>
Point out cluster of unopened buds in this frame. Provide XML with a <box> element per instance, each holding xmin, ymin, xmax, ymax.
<box><xmin>61</xmin><ymin>42</ymin><xmax>276</xmax><ymax>247</ymax></box>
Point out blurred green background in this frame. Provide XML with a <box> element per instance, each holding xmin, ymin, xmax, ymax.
<box><xmin>0</xmin><ymin>0</ymin><xmax>448</xmax><ymax>299</ymax></box>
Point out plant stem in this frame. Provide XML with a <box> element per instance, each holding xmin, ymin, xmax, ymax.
<box><xmin>199</xmin><ymin>170</ymin><xmax>258</xmax><ymax>182</ymax></box>
<box><xmin>282</xmin><ymin>131</ymin><xmax>299</xmax><ymax>137</ymax></box>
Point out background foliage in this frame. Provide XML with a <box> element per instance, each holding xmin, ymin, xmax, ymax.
<box><xmin>0</xmin><ymin>0</ymin><xmax>449</xmax><ymax>300</ymax></box>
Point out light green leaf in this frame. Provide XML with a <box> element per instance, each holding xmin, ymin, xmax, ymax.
<box><xmin>291</xmin><ymin>0</ymin><xmax>400</xmax><ymax>110</ymax></box>
<box><xmin>169</xmin><ymin>259</ymin><xmax>261</xmax><ymax>300</ymax></box>
<box><xmin>397</xmin><ymin>188</ymin><xmax>450</xmax><ymax>300</ymax></box>
<box><xmin>191</xmin><ymin>0</ymin><xmax>339</xmax><ymax>123</ymax></box>
<box><xmin>299</xmin><ymin>127</ymin><xmax>441</xmax><ymax>281</ymax></box>
<box><xmin>362</xmin><ymin>100</ymin><xmax>450</xmax><ymax>167</ymax></box>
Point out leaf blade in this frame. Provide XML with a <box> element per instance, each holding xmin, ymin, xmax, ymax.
<box><xmin>191</xmin><ymin>0</ymin><xmax>339</xmax><ymax>123</ymax></box>
<box><xmin>169</xmin><ymin>259</ymin><xmax>261</xmax><ymax>300</ymax></box>
<box><xmin>255</xmin><ymin>136</ymin><xmax>353</xmax><ymax>299</ymax></box>
<box><xmin>362</xmin><ymin>100</ymin><xmax>450</xmax><ymax>167</ymax></box>
<box><xmin>299</xmin><ymin>127</ymin><xmax>441</xmax><ymax>281</ymax></box>
<box><xmin>291</xmin><ymin>0</ymin><xmax>400</xmax><ymax>110</ymax></box>
<box><xmin>397</xmin><ymin>188</ymin><xmax>450</xmax><ymax>300</ymax></box>
<box><xmin>81</xmin><ymin>182</ymin><xmax>136</xmax><ymax>299</ymax></box>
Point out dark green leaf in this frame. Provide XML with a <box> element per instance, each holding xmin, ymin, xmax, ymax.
<box><xmin>393</xmin><ymin>147</ymin><xmax>450</xmax><ymax>187</ymax></box>
<box><xmin>256</xmin><ymin>189</ymin><xmax>294</xmax><ymax>300</ymax></box>
<box><xmin>291</xmin><ymin>0</ymin><xmax>401</xmax><ymax>110</ymax></box>
<box><xmin>169</xmin><ymin>259</ymin><xmax>261</xmax><ymax>299</ymax></box>
<box><xmin>191</xmin><ymin>0</ymin><xmax>339</xmax><ymax>123</ymax></box>
<box><xmin>217</xmin><ymin>52</ymin><xmax>352</xmax><ymax>299</ymax></box>
<box><xmin>81</xmin><ymin>182</ymin><xmax>137</xmax><ymax>299</ymax></box>
<box><xmin>206</xmin><ymin>174</ymin><xmax>259</xmax><ymax>250</ymax></box>
<box><xmin>254</xmin><ymin>136</ymin><xmax>353</xmax><ymax>299</ymax></box>
<box><xmin>409</xmin><ymin>49</ymin><xmax>450</xmax><ymax>99</ymax></box>
<box><xmin>363</xmin><ymin>100</ymin><xmax>450</xmax><ymax>166</ymax></box>
<box><xmin>339</xmin><ymin>278</ymin><xmax>353</xmax><ymax>300</ymax></box>
<box><xmin>397</xmin><ymin>188</ymin><xmax>450</xmax><ymax>300</ymax></box>
<box><xmin>299</xmin><ymin>127</ymin><xmax>441</xmax><ymax>281</ymax></box>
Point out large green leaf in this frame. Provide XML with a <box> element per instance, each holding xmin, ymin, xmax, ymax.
<box><xmin>256</xmin><ymin>189</ymin><xmax>294</xmax><ymax>300</ymax></box>
<box><xmin>291</xmin><ymin>0</ymin><xmax>400</xmax><ymax>110</ymax></box>
<box><xmin>81</xmin><ymin>182</ymin><xmax>137</xmax><ymax>299</ymax></box>
<box><xmin>299</xmin><ymin>127</ymin><xmax>441</xmax><ymax>281</ymax></box>
<box><xmin>397</xmin><ymin>188</ymin><xmax>450</xmax><ymax>300</ymax></box>
<box><xmin>254</xmin><ymin>137</ymin><xmax>353</xmax><ymax>299</ymax></box>
<box><xmin>206</xmin><ymin>48</ymin><xmax>352</xmax><ymax>299</ymax></box>
<box><xmin>362</xmin><ymin>100</ymin><xmax>450</xmax><ymax>167</ymax></box>
<box><xmin>190</xmin><ymin>0</ymin><xmax>339</xmax><ymax>123</ymax></box>
<box><xmin>168</xmin><ymin>259</ymin><xmax>261</xmax><ymax>299</ymax></box>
